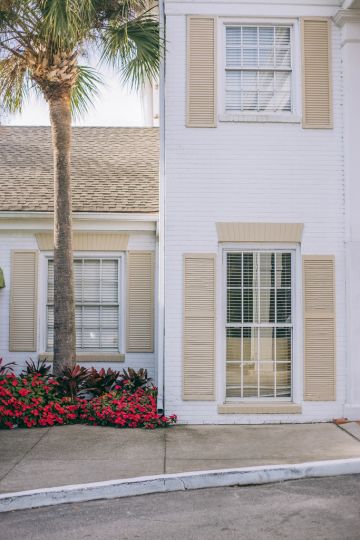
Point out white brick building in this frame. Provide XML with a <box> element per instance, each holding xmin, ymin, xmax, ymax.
<box><xmin>1</xmin><ymin>1</ymin><xmax>360</xmax><ymax>426</ymax></box>
<box><xmin>160</xmin><ymin>0</ymin><xmax>360</xmax><ymax>423</ymax></box>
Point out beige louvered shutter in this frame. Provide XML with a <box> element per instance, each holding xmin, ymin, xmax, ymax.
<box><xmin>303</xmin><ymin>256</ymin><xmax>336</xmax><ymax>400</ymax></box>
<box><xmin>187</xmin><ymin>16</ymin><xmax>216</xmax><ymax>128</ymax></box>
<box><xmin>183</xmin><ymin>254</ymin><xmax>216</xmax><ymax>400</ymax></box>
<box><xmin>301</xmin><ymin>18</ymin><xmax>332</xmax><ymax>129</ymax></box>
<box><xmin>10</xmin><ymin>250</ymin><xmax>38</xmax><ymax>352</ymax></box>
<box><xmin>127</xmin><ymin>251</ymin><xmax>154</xmax><ymax>352</ymax></box>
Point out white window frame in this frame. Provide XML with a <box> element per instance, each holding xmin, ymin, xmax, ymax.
<box><xmin>39</xmin><ymin>251</ymin><xmax>125</xmax><ymax>355</ymax></box>
<box><xmin>218</xmin><ymin>18</ymin><xmax>301</xmax><ymax>123</ymax></box>
<box><xmin>218</xmin><ymin>243</ymin><xmax>302</xmax><ymax>404</ymax></box>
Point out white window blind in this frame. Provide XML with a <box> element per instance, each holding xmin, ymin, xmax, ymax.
<box><xmin>225</xmin><ymin>26</ymin><xmax>292</xmax><ymax>113</ymax></box>
<box><xmin>47</xmin><ymin>258</ymin><xmax>119</xmax><ymax>351</ymax></box>
<box><xmin>226</xmin><ymin>251</ymin><xmax>293</xmax><ymax>400</ymax></box>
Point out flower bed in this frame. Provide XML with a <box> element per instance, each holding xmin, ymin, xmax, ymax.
<box><xmin>0</xmin><ymin>370</ymin><xmax>176</xmax><ymax>430</ymax></box>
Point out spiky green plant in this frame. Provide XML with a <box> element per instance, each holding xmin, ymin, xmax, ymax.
<box><xmin>0</xmin><ymin>1</ymin><xmax>161</xmax><ymax>374</ymax></box>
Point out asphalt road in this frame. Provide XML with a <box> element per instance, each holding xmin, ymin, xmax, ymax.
<box><xmin>1</xmin><ymin>475</ymin><xmax>360</xmax><ymax>540</ymax></box>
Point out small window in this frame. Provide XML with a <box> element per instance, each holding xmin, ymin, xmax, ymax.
<box><xmin>225</xmin><ymin>251</ymin><xmax>293</xmax><ymax>400</ymax></box>
<box><xmin>225</xmin><ymin>25</ymin><xmax>292</xmax><ymax>113</ymax></box>
<box><xmin>47</xmin><ymin>258</ymin><xmax>120</xmax><ymax>351</ymax></box>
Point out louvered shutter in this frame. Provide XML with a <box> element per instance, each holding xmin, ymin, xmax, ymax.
<box><xmin>187</xmin><ymin>16</ymin><xmax>217</xmax><ymax>127</ymax></box>
<box><xmin>127</xmin><ymin>252</ymin><xmax>154</xmax><ymax>352</ymax></box>
<box><xmin>10</xmin><ymin>250</ymin><xmax>38</xmax><ymax>352</ymax></box>
<box><xmin>183</xmin><ymin>254</ymin><xmax>216</xmax><ymax>400</ymax></box>
<box><xmin>303</xmin><ymin>256</ymin><xmax>336</xmax><ymax>400</ymax></box>
<box><xmin>301</xmin><ymin>18</ymin><xmax>332</xmax><ymax>129</ymax></box>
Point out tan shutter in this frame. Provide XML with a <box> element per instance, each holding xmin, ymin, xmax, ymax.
<box><xmin>9</xmin><ymin>250</ymin><xmax>38</xmax><ymax>352</ymax></box>
<box><xmin>303</xmin><ymin>256</ymin><xmax>336</xmax><ymax>400</ymax></box>
<box><xmin>301</xmin><ymin>18</ymin><xmax>332</xmax><ymax>129</ymax></box>
<box><xmin>127</xmin><ymin>251</ymin><xmax>154</xmax><ymax>353</ymax></box>
<box><xmin>183</xmin><ymin>254</ymin><xmax>216</xmax><ymax>400</ymax></box>
<box><xmin>187</xmin><ymin>16</ymin><xmax>217</xmax><ymax>128</ymax></box>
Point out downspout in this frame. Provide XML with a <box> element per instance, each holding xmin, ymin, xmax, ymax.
<box><xmin>157</xmin><ymin>0</ymin><xmax>166</xmax><ymax>413</ymax></box>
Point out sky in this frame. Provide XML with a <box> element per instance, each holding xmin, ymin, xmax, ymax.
<box><xmin>4</xmin><ymin>63</ymin><xmax>143</xmax><ymax>127</ymax></box>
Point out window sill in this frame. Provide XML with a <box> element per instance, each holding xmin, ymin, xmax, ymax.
<box><xmin>39</xmin><ymin>353</ymin><xmax>125</xmax><ymax>363</ymax></box>
<box><xmin>218</xmin><ymin>403</ymin><xmax>302</xmax><ymax>414</ymax></box>
<box><xmin>219</xmin><ymin>114</ymin><xmax>301</xmax><ymax>124</ymax></box>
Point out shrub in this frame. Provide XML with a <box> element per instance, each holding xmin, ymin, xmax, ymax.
<box><xmin>86</xmin><ymin>388</ymin><xmax>177</xmax><ymax>429</ymax></box>
<box><xmin>22</xmin><ymin>358</ymin><xmax>51</xmax><ymax>377</ymax></box>
<box><xmin>84</xmin><ymin>367</ymin><xmax>120</xmax><ymax>397</ymax></box>
<box><xmin>117</xmin><ymin>367</ymin><xmax>152</xmax><ymax>393</ymax></box>
<box><xmin>0</xmin><ymin>369</ymin><xmax>177</xmax><ymax>430</ymax></box>
<box><xmin>0</xmin><ymin>358</ymin><xmax>16</xmax><ymax>374</ymax></box>
<box><xmin>56</xmin><ymin>365</ymin><xmax>90</xmax><ymax>400</ymax></box>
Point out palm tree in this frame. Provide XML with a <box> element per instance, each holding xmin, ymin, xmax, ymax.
<box><xmin>0</xmin><ymin>0</ymin><xmax>161</xmax><ymax>375</ymax></box>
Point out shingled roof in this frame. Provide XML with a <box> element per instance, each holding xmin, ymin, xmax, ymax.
<box><xmin>0</xmin><ymin>126</ymin><xmax>159</xmax><ymax>213</ymax></box>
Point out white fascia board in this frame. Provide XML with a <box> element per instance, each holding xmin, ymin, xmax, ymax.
<box><xmin>165</xmin><ymin>2</ymin><xmax>341</xmax><ymax>17</ymax></box>
<box><xmin>0</xmin><ymin>211</ymin><xmax>158</xmax><ymax>232</ymax></box>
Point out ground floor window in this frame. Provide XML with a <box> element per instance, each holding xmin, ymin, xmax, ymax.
<box><xmin>226</xmin><ymin>250</ymin><xmax>293</xmax><ymax>399</ymax></box>
<box><xmin>47</xmin><ymin>258</ymin><xmax>120</xmax><ymax>351</ymax></box>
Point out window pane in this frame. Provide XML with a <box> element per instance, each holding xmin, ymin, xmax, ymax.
<box><xmin>243</xmin><ymin>26</ymin><xmax>258</xmax><ymax>47</ymax></box>
<box><xmin>259</xmin><ymin>71</ymin><xmax>274</xmax><ymax>91</ymax></box>
<box><xmin>242</xmin><ymin>91</ymin><xmax>258</xmax><ymax>110</ymax></box>
<box><xmin>243</xmin><ymin>327</ymin><xmax>258</xmax><ymax>361</ymax></box>
<box><xmin>259</xmin><ymin>27</ymin><xmax>274</xmax><ymax>47</ymax></box>
<box><xmin>227</xmin><ymin>253</ymin><xmax>242</xmax><ymax>287</ymax></box>
<box><xmin>226</xmin><ymin>363</ymin><xmax>241</xmax><ymax>398</ymax></box>
<box><xmin>227</xmin><ymin>327</ymin><xmax>241</xmax><ymax>360</ymax></box>
<box><xmin>260</xmin><ymin>362</ymin><xmax>275</xmax><ymax>397</ymax></box>
<box><xmin>276</xmin><ymin>253</ymin><xmax>291</xmax><ymax>287</ymax></box>
<box><xmin>101</xmin><ymin>306</ymin><xmax>119</xmax><ymax>328</ymax></box>
<box><xmin>260</xmin><ymin>253</ymin><xmax>275</xmax><ymax>287</ymax></box>
<box><xmin>275</xmin><ymin>48</ymin><xmax>291</xmax><ymax>68</ymax></box>
<box><xmin>227</xmin><ymin>289</ymin><xmax>242</xmax><ymax>323</ymax></box>
<box><xmin>259</xmin><ymin>328</ymin><xmax>274</xmax><ymax>361</ymax></box>
<box><xmin>276</xmin><ymin>328</ymin><xmax>292</xmax><ymax>362</ymax></box>
<box><xmin>276</xmin><ymin>362</ymin><xmax>291</xmax><ymax>397</ymax></box>
<box><xmin>276</xmin><ymin>289</ymin><xmax>292</xmax><ymax>323</ymax></box>
<box><xmin>243</xmin><ymin>362</ymin><xmax>258</xmax><ymax>397</ymax></box>
<box><xmin>243</xmin><ymin>288</ymin><xmax>257</xmax><ymax>323</ymax></box>
<box><xmin>276</xmin><ymin>27</ymin><xmax>290</xmax><ymax>47</ymax></box>
<box><xmin>101</xmin><ymin>329</ymin><xmax>118</xmax><ymax>349</ymax></box>
<box><xmin>243</xmin><ymin>253</ymin><xmax>256</xmax><ymax>287</ymax></box>
<box><xmin>242</xmin><ymin>71</ymin><xmax>257</xmax><ymax>90</ymax></box>
<box><xmin>83</xmin><ymin>329</ymin><xmax>100</xmax><ymax>349</ymax></box>
<box><xmin>259</xmin><ymin>48</ymin><xmax>274</xmax><ymax>68</ymax></box>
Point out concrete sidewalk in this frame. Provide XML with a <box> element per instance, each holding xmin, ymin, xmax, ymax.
<box><xmin>1</xmin><ymin>423</ymin><xmax>360</xmax><ymax>494</ymax></box>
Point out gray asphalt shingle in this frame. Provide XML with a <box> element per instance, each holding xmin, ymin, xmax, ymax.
<box><xmin>0</xmin><ymin>126</ymin><xmax>159</xmax><ymax>213</ymax></box>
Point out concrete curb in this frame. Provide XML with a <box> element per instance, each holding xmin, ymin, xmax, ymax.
<box><xmin>1</xmin><ymin>457</ymin><xmax>360</xmax><ymax>513</ymax></box>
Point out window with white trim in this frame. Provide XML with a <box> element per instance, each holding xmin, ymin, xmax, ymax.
<box><xmin>225</xmin><ymin>25</ymin><xmax>292</xmax><ymax>113</ymax></box>
<box><xmin>47</xmin><ymin>258</ymin><xmax>120</xmax><ymax>351</ymax></box>
<box><xmin>226</xmin><ymin>251</ymin><xmax>293</xmax><ymax>400</ymax></box>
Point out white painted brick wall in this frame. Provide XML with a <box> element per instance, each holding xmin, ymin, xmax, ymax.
<box><xmin>163</xmin><ymin>6</ymin><xmax>346</xmax><ymax>423</ymax></box>
<box><xmin>0</xmin><ymin>231</ymin><xmax>157</xmax><ymax>379</ymax></box>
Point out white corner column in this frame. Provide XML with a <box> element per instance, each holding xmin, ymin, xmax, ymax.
<box><xmin>335</xmin><ymin>10</ymin><xmax>360</xmax><ymax>419</ymax></box>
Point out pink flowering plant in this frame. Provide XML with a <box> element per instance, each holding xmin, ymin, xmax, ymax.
<box><xmin>0</xmin><ymin>365</ymin><xmax>176</xmax><ymax>430</ymax></box>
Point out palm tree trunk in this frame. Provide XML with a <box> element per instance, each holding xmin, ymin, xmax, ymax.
<box><xmin>49</xmin><ymin>94</ymin><xmax>76</xmax><ymax>375</ymax></box>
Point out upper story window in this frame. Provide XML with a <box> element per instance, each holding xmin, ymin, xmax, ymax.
<box><xmin>225</xmin><ymin>25</ymin><xmax>292</xmax><ymax>114</ymax></box>
<box><xmin>47</xmin><ymin>258</ymin><xmax>120</xmax><ymax>351</ymax></box>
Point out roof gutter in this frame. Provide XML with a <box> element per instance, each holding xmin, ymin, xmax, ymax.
<box><xmin>0</xmin><ymin>211</ymin><xmax>159</xmax><ymax>221</ymax></box>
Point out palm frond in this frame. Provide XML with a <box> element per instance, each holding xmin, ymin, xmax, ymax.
<box><xmin>71</xmin><ymin>64</ymin><xmax>102</xmax><ymax>118</ymax></box>
<box><xmin>40</xmin><ymin>0</ymin><xmax>96</xmax><ymax>46</ymax></box>
<box><xmin>0</xmin><ymin>54</ymin><xmax>29</xmax><ymax>112</ymax></box>
<box><xmin>100</xmin><ymin>14</ymin><xmax>161</xmax><ymax>89</ymax></box>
